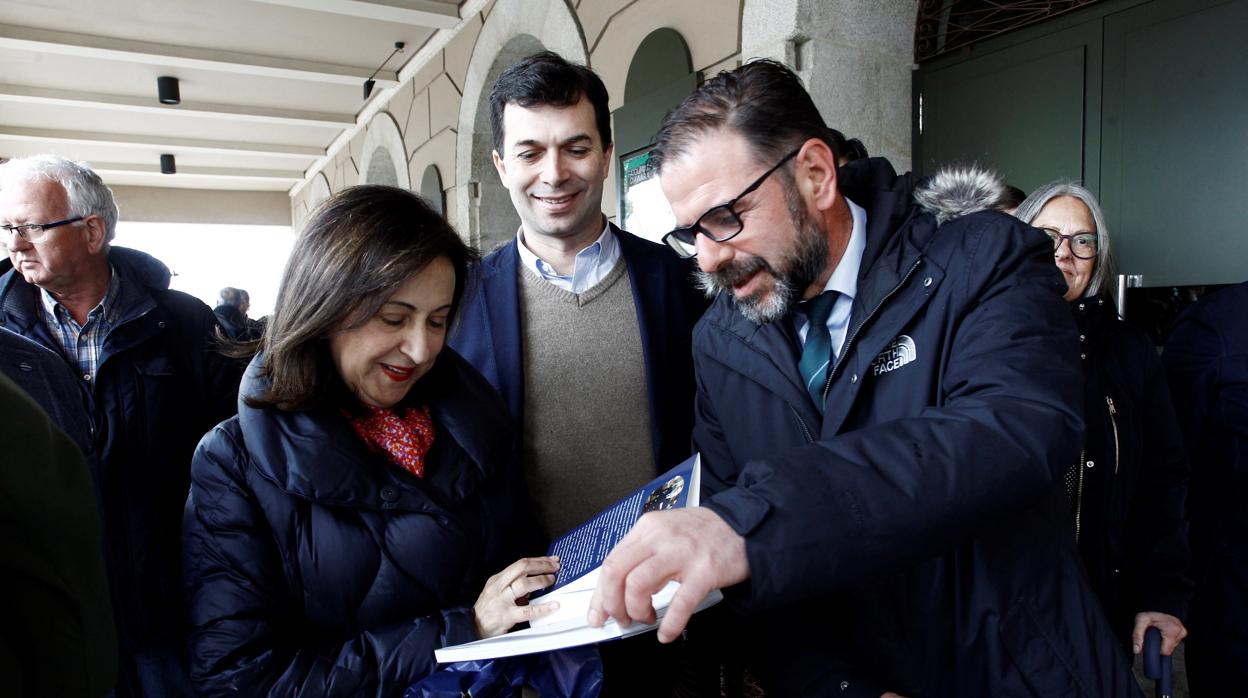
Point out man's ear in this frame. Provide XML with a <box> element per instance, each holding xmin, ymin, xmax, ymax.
<box><xmin>795</xmin><ymin>138</ymin><xmax>840</xmax><ymax>212</ymax></box>
<box><xmin>82</xmin><ymin>215</ymin><xmax>109</xmax><ymax>254</ymax></box>
<box><xmin>491</xmin><ymin>149</ymin><xmax>509</xmax><ymax>186</ymax></box>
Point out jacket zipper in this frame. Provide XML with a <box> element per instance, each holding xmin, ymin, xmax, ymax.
<box><xmin>789</xmin><ymin>405</ymin><xmax>816</xmax><ymax>443</ymax></box>
<box><xmin>821</xmin><ymin>258</ymin><xmax>924</xmax><ymax>405</ymax></box>
<box><xmin>1074</xmin><ymin>448</ymin><xmax>1086</xmax><ymax>542</ymax></box>
<box><xmin>1106</xmin><ymin>395</ymin><xmax>1120</xmax><ymax>475</ymax></box>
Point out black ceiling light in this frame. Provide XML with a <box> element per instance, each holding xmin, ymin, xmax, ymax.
<box><xmin>363</xmin><ymin>41</ymin><xmax>405</xmax><ymax>100</ymax></box>
<box><xmin>160</xmin><ymin>154</ymin><xmax>176</xmax><ymax>174</ymax></box>
<box><xmin>157</xmin><ymin>76</ymin><xmax>180</xmax><ymax>105</ymax></box>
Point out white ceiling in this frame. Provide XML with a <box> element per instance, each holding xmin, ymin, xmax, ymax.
<box><xmin>0</xmin><ymin>0</ymin><xmax>466</xmax><ymax>192</ymax></box>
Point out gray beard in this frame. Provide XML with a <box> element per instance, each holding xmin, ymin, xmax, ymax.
<box><xmin>696</xmin><ymin>198</ymin><xmax>828</xmax><ymax>324</ymax></box>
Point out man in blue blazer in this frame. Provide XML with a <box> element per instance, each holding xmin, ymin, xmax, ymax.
<box><xmin>449</xmin><ymin>51</ymin><xmax>709</xmax><ymax>695</ymax></box>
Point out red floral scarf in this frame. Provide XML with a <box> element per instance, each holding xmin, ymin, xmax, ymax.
<box><xmin>347</xmin><ymin>405</ymin><xmax>436</xmax><ymax>478</ymax></box>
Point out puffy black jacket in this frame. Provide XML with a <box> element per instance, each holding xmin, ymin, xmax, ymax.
<box><xmin>1069</xmin><ymin>296</ymin><xmax>1191</xmax><ymax>639</ymax></box>
<box><xmin>183</xmin><ymin>350</ymin><xmax>542</xmax><ymax>696</ymax></box>
<box><xmin>694</xmin><ymin>160</ymin><xmax>1140</xmax><ymax>697</ymax></box>
<box><xmin>0</xmin><ymin>247</ymin><xmax>241</xmax><ymax>667</ymax></box>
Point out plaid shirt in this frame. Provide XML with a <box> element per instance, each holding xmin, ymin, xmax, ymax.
<box><xmin>40</xmin><ymin>266</ymin><xmax>121</xmax><ymax>385</ymax></box>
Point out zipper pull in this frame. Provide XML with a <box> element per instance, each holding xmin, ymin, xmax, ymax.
<box><xmin>1106</xmin><ymin>395</ymin><xmax>1116</xmax><ymax>414</ymax></box>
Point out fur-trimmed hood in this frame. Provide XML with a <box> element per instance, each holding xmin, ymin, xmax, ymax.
<box><xmin>836</xmin><ymin>158</ymin><xmax>1012</xmax><ymax>282</ymax></box>
<box><xmin>913</xmin><ymin>165</ymin><xmax>1005</xmax><ymax>225</ymax></box>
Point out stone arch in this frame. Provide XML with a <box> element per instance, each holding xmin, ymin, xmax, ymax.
<box><xmin>741</xmin><ymin>0</ymin><xmax>919</xmax><ymax>171</ymax></box>
<box><xmin>294</xmin><ymin>172</ymin><xmax>332</xmax><ymax>230</ymax></box>
<box><xmin>454</xmin><ymin>0</ymin><xmax>588</xmax><ymax>251</ymax></box>
<box><xmin>359</xmin><ymin>111</ymin><xmax>411</xmax><ymax>188</ymax></box>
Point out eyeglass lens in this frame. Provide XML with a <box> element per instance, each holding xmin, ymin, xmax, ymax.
<box><xmin>1</xmin><ymin>225</ymin><xmax>47</xmax><ymax>247</ymax></box>
<box><xmin>1045</xmin><ymin>231</ymin><xmax>1098</xmax><ymax>259</ymax></box>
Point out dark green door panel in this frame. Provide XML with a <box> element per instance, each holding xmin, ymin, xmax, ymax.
<box><xmin>916</xmin><ymin>0</ymin><xmax>1247</xmax><ymax>288</ymax></box>
<box><xmin>1101</xmin><ymin>0</ymin><xmax>1248</xmax><ymax>286</ymax></box>
<box><xmin>916</xmin><ymin>21</ymin><xmax>1101</xmax><ymax>193</ymax></box>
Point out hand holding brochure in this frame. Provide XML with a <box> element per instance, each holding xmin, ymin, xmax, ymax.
<box><xmin>435</xmin><ymin>454</ymin><xmax>722</xmax><ymax>663</ymax></box>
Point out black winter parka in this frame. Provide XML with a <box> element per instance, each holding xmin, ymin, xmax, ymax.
<box><xmin>1069</xmin><ymin>296</ymin><xmax>1191</xmax><ymax>639</ymax></box>
<box><xmin>694</xmin><ymin>160</ymin><xmax>1141</xmax><ymax>697</ymax></box>
<box><xmin>0</xmin><ymin>247</ymin><xmax>241</xmax><ymax>668</ymax></box>
<box><xmin>182</xmin><ymin>350</ymin><xmax>542</xmax><ymax>696</ymax></box>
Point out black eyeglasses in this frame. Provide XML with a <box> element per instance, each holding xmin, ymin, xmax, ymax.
<box><xmin>661</xmin><ymin>148</ymin><xmax>800</xmax><ymax>258</ymax></box>
<box><xmin>1040</xmin><ymin>229</ymin><xmax>1098</xmax><ymax>260</ymax></box>
<box><xmin>0</xmin><ymin>216</ymin><xmax>85</xmax><ymax>247</ymax></box>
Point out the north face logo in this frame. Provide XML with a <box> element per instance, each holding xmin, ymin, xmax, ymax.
<box><xmin>871</xmin><ymin>335</ymin><xmax>917</xmax><ymax>376</ymax></box>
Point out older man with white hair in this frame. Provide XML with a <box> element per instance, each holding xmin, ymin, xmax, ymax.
<box><xmin>0</xmin><ymin>155</ymin><xmax>241</xmax><ymax>697</ymax></box>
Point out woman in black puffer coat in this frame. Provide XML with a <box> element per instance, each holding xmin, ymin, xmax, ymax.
<box><xmin>1016</xmin><ymin>182</ymin><xmax>1192</xmax><ymax>660</ymax></box>
<box><xmin>183</xmin><ymin>186</ymin><xmax>557</xmax><ymax>697</ymax></box>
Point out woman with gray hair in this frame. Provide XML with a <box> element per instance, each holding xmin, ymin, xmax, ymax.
<box><xmin>1016</xmin><ymin>182</ymin><xmax>1192</xmax><ymax>661</ymax></box>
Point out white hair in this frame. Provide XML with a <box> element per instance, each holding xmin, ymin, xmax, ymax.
<box><xmin>0</xmin><ymin>155</ymin><xmax>119</xmax><ymax>243</ymax></box>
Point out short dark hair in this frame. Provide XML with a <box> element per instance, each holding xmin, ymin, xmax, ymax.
<box><xmin>652</xmin><ymin>59</ymin><xmax>836</xmax><ymax>173</ymax></box>
<box><xmin>488</xmin><ymin>51</ymin><xmax>612</xmax><ymax>156</ymax></box>
<box><xmin>842</xmin><ymin>137</ymin><xmax>868</xmax><ymax>163</ymax></box>
<box><xmin>249</xmin><ymin>185</ymin><xmax>478</xmax><ymax>411</ymax></box>
<box><xmin>999</xmin><ymin>184</ymin><xmax>1027</xmax><ymax>210</ymax></box>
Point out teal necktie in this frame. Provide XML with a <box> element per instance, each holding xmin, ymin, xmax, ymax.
<box><xmin>799</xmin><ymin>291</ymin><xmax>839</xmax><ymax>410</ymax></box>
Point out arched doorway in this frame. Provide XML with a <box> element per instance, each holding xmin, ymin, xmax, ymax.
<box><xmin>359</xmin><ymin>112</ymin><xmax>411</xmax><ymax>189</ymax></box>
<box><xmin>420</xmin><ymin>164</ymin><xmax>445</xmax><ymax>216</ymax></box>
<box><xmin>613</xmin><ymin>28</ymin><xmax>695</xmax><ymax>243</ymax></box>
<box><xmin>463</xmin><ymin>34</ymin><xmax>542</xmax><ymax>252</ymax></box>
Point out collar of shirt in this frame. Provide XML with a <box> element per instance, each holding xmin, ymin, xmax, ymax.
<box><xmin>39</xmin><ymin>264</ymin><xmax>120</xmax><ymax>383</ymax></box>
<box><xmin>516</xmin><ymin>220</ymin><xmax>621</xmax><ymax>294</ymax></box>
<box><xmin>797</xmin><ymin>197</ymin><xmax>868</xmax><ymax>355</ymax></box>
<box><xmin>40</xmin><ymin>264</ymin><xmax>121</xmax><ymax>328</ymax></box>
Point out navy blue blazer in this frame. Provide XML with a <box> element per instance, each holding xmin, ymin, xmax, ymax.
<box><xmin>450</xmin><ymin>224</ymin><xmax>707</xmax><ymax>474</ymax></box>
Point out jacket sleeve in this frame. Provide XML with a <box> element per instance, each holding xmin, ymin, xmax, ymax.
<box><xmin>183</xmin><ymin>427</ymin><xmax>478</xmax><ymax>698</ymax></box>
<box><xmin>1123</xmin><ymin>348</ymin><xmax>1193</xmax><ymax>620</ymax></box>
<box><xmin>702</xmin><ymin>216</ymin><xmax>1086</xmax><ymax>609</ymax></box>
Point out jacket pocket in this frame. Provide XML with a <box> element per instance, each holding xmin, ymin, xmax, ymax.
<box><xmin>998</xmin><ymin>598</ymin><xmax>1092</xmax><ymax>697</ymax></box>
<box><xmin>134</xmin><ymin>355</ymin><xmax>178</xmax><ymax>420</ymax></box>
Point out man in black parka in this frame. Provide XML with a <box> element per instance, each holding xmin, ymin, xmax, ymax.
<box><xmin>590</xmin><ymin>60</ymin><xmax>1140</xmax><ymax>696</ymax></box>
<box><xmin>0</xmin><ymin>155</ymin><xmax>242</xmax><ymax>697</ymax></box>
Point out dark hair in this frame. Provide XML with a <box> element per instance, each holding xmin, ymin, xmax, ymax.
<box><xmin>652</xmin><ymin>59</ymin><xmax>837</xmax><ymax>173</ymax></box>
<box><xmin>248</xmin><ymin>185</ymin><xmax>478</xmax><ymax>411</ymax></box>
<box><xmin>488</xmin><ymin>51</ymin><xmax>612</xmax><ymax>156</ymax></box>
<box><xmin>843</xmin><ymin>138</ymin><xmax>868</xmax><ymax>163</ymax></box>
<box><xmin>999</xmin><ymin>184</ymin><xmax>1027</xmax><ymax>210</ymax></box>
